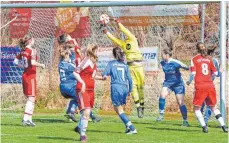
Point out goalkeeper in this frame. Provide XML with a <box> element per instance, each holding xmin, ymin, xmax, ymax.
<box><xmin>102</xmin><ymin>18</ymin><xmax>145</xmax><ymax>118</ymax></box>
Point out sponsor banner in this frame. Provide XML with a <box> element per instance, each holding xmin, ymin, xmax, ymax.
<box><xmin>110</xmin><ymin>5</ymin><xmax>199</xmax><ymax>26</ymax></box>
<box><xmin>55</xmin><ymin>7</ymin><xmax>91</xmax><ymax>38</ymax></box>
<box><xmin>1</xmin><ymin>47</ymin><xmax>24</xmax><ymax>84</ymax></box>
<box><xmin>110</xmin><ymin>5</ymin><xmax>199</xmax><ymax>17</ymax></box>
<box><xmin>9</xmin><ymin>8</ymin><xmax>31</xmax><ymax>38</ymax></box>
<box><xmin>119</xmin><ymin>15</ymin><xmax>199</xmax><ymax>27</ymax></box>
<box><xmin>97</xmin><ymin>47</ymin><xmax>158</xmax><ymax>72</ymax></box>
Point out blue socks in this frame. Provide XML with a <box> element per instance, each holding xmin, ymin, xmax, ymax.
<box><xmin>204</xmin><ymin>106</ymin><xmax>212</xmax><ymax>124</ymax></box>
<box><xmin>179</xmin><ymin>105</ymin><xmax>188</xmax><ymax>120</ymax></box>
<box><xmin>66</xmin><ymin>99</ymin><xmax>78</xmax><ymax>114</ymax></box>
<box><xmin>119</xmin><ymin>113</ymin><xmax>135</xmax><ymax>131</ymax></box>
<box><xmin>159</xmin><ymin>98</ymin><xmax>165</xmax><ymax>114</ymax></box>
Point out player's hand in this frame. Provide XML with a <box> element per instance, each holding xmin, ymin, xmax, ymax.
<box><xmin>99</xmin><ymin>24</ymin><xmax>107</xmax><ymax>33</ymax></box>
<box><xmin>81</xmin><ymin>83</ymin><xmax>86</xmax><ymax>93</ymax></box>
<box><xmin>186</xmin><ymin>81</ymin><xmax>191</xmax><ymax>86</ymax></box>
<box><xmin>41</xmin><ymin>64</ymin><xmax>45</xmax><ymax>69</ymax></box>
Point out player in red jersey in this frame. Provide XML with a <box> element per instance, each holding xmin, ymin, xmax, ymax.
<box><xmin>190</xmin><ymin>42</ymin><xmax>227</xmax><ymax>133</ymax></box>
<box><xmin>14</xmin><ymin>34</ymin><xmax>45</xmax><ymax>126</ymax></box>
<box><xmin>73</xmin><ymin>44</ymin><xmax>105</xmax><ymax>142</ymax></box>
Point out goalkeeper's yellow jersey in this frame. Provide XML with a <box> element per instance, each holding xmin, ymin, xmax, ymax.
<box><xmin>106</xmin><ymin>23</ymin><xmax>143</xmax><ymax>63</ymax></box>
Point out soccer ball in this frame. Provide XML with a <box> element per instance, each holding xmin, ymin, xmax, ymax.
<box><xmin>100</xmin><ymin>14</ymin><xmax>110</xmax><ymax>25</ymax></box>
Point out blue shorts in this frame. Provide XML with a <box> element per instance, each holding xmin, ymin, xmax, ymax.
<box><xmin>111</xmin><ymin>84</ymin><xmax>129</xmax><ymax>106</ymax></box>
<box><xmin>163</xmin><ymin>82</ymin><xmax>185</xmax><ymax>95</ymax></box>
<box><xmin>60</xmin><ymin>82</ymin><xmax>77</xmax><ymax>99</ymax></box>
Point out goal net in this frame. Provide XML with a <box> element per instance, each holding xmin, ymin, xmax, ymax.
<box><xmin>1</xmin><ymin>1</ymin><xmax>227</xmax><ymax>120</ymax></box>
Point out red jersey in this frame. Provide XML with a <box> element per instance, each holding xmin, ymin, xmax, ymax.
<box><xmin>75</xmin><ymin>57</ymin><xmax>97</xmax><ymax>91</ymax></box>
<box><xmin>190</xmin><ymin>54</ymin><xmax>217</xmax><ymax>89</ymax></box>
<box><xmin>16</xmin><ymin>47</ymin><xmax>37</xmax><ymax>75</ymax></box>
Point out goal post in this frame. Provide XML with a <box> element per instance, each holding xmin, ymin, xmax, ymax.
<box><xmin>1</xmin><ymin>1</ymin><xmax>227</xmax><ymax>120</ymax></box>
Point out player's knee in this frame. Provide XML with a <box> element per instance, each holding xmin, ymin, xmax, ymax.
<box><xmin>28</xmin><ymin>96</ymin><xmax>35</xmax><ymax>103</ymax></box>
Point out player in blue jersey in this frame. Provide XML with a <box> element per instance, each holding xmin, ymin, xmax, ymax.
<box><xmin>102</xmin><ymin>47</ymin><xmax>137</xmax><ymax>134</ymax></box>
<box><xmin>156</xmin><ymin>49</ymin><xmax>190</xmax><ymax>127</ymax></box>
<box><xmin>58</xmin><ymin>45</ymin><xmax>78</xmax><ymax>122</ymax></box>
<box><xmin>58</xmin><ymin>45</ymin><xmax>101</xmax><ymax>123</ymax></box>
<box><xmin>186</xmin><ymin>46</ymin><xmax>221</xmax><ymax>125</ymax></box>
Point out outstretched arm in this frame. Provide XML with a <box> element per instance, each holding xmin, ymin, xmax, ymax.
<box><xmin>111</xmin><ymin>18</ymin><xmax>136</xmax><ymax>40</ymax></box>
<box><xmin>104</xmin><ymin>30</ymin><xmax>125</xmax><ymax>48</ymax></box>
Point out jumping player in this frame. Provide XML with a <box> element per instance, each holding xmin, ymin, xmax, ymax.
<box><xmin>102</xmin><ymin>17</ymin><xmax>145</xmax><ymax>118</ymax></box>
<box><xmin>14</xmin><ymin>34</ymin><xmax>45</xmax><ymax>126</ymax></box>
<box><xmin>190</xmin><ymin>42</ymin><xmax>227</xmax><ymax>133</ymax></box>
<box><xmin>102</xmin><ymin>47</ymin><xmax>137</xmax><ymax>134</ymax></box>
<box><xmin>156</xmin><ymin>49</ymin><xmax>190</xmax><ymax>127</ymax></box>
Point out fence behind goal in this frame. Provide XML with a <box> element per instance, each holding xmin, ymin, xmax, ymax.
<box><xmin>1</xmin><ymin>1</ymin><xmax>228</xmax><ymax>119</ymax></box>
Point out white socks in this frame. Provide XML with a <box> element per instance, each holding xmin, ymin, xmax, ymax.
<box><xmin>213</xmin><ymin>109</ymin><xmax>225</xmax><ymax>126</ymax></box>
<box><xmin>195</xmin><ymin>110</ymin><xmax>206</xmax><ymax>127</ymax></box>
<box><xmin>23</xmin><ymin>100</ymin><xmax>34</xmax><ymax>121</ymax></box>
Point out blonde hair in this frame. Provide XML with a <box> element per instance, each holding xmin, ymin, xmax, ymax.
<box><xmin>86</xmin><ymin>44</ymin><xmax>98</xmax><ymax>62</ymax></box>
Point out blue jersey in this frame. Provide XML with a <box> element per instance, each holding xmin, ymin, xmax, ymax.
<box><xmin>102</xmin><ymin>60</ymin><xmax>133</xmax><ymax>93</ymax></box>
<box><xmin>161</xmin><ymin>58</ymin><xmax>189</xmax><ymax>85</ymax></box>
<box><xmin>58</xmin><ymin>60</ymin><xmax>76</xmax><ymax>83</ymax></box>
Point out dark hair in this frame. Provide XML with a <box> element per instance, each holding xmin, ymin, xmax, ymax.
<box><xmin>196</xmin><ymin>42</ymin><xmax>208</xmax><ymax>57</ymax></box>
<box><xmin>113</xmin><ymin>47</ymin><xmax>124</xmax><ymax>62</ymax></box>
<box><xmin>18</xmin><ymin>39</ymin><xmax>26</xmax><ymax>50</ymax></box>
<box><xmin>207</xmin><ymin>45</ymin><xmax>217</xmax><ymax>56</ymax></box>
<box><xmin>196</xmin><ymin>42</ymin><xmax>205</xmax><ymax>51</ymax></box>
<box><xmin>58</xmin><ymin>34</ymin><xmax>67</xmax><ymax>44</ymax></box>
<box><xmin>162</xmin><ymin>49</ymin><xmax>172</xmax><ymax>57</ymax></box>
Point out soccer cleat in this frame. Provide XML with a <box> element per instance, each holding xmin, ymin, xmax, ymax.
<box><xmin>80</xmin><ymin>135</ymin><xmax>87</xmax><ymax>142</ymax></box>
<box><xmin>202</xmin><ymin>126</ymin><xmax>208</xmax><ymax>133</ymax></box>
<box><xmin>64</xmin><ymin>113</ymin><xmax>77</xmax><ymax>122</ymax></box>
<box><xmin>156</xmin><ymin>114</ymin><xmax>164</xmax><ymax>122</ymax></box>
<box><xmin>182</xmin><ymin>120</ymin><xmax>190</xmax><ymax>127</ymax></box>
<box><xmin>74</xmin><ymin>126</ymin><xmax>80</xmax><ymax>134</ymax></box>
<box><xmin>125</xmin><ymin>127</ymin><xmax>130</xmax><ymax>133</ymax></box>
<box><xmin>22</xmin><ymin>120</ymin><xmax>36</xmax><ymax>127</ymax></box>
<box><xmin>222</xmin><ymin>126</ymin><xmax>228</xmax><ymax>133</ymax></box>
<box><xmin>90</xmin><ymin>114</ymin><xmax>101</xmax><ymax>123</ymax></box>
<box><xmin>137</xmin><ymin>107</ymin><xmax>143</xmax><ymax>118</ymax></box>
<box><xmin>126</xmin><ymin>129</ymin><xmax>137</xmax><ymax>135</ymax></box>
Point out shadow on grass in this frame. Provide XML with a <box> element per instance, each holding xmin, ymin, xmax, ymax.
<box><xmin>88</xmin><ymin>129</ymin><xmax>123</xmax><ymax>134</ymax></box>
<box><xmin>38</xmin><ymin>136</ymin><xmax>79</xmax><ymax>142</ymax></box>
<box><xmin>1</xmin><ymin>123</ymin><xmax>22</xmax><ymax>127</ymax></box>
<box><xmin>33</xmin><ymin>118</ymin><xmax>73</xmax><ymax>123</ymax></box>
<box><xmin>146</xmin><ymin>126</ymin><xmax>200</xmax><ymax>132</ymax></box>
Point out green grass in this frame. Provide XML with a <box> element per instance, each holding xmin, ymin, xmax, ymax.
<box><xmin>1</xmin><ymin>113</ymin><xmax>228</xmax><ymax>143</ymax></box>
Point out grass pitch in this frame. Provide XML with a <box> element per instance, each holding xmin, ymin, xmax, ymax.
<box><xmin>1</xmin><ymin>112</ymin><xmax>228</xmax><ymax>143</ymax></box>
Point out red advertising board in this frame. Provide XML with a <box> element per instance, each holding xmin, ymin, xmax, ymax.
<box><xmin>9</xmin><ymin>8</ymin><xmax>31</xmax><ymax>38</ymax></box>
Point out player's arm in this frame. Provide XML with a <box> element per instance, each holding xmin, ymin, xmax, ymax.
<box><xmin>213</xmin><ymin>58</ymin><xmax>221</xmax><ymax>77</ymax></box>
<box><xmin>187</xmin><ymin>58</ymin><xmax>196</xmax><ymax>85</ymax></box>
<box><xmin>111</xmin><ymin>18</ymin><xmax>136</xmax><ymax>41</ymax></box>
<box><xmin>104</xmin><ymin>30</ymin><xmax>125</xmax><ymax>48</ymax></box>
<box><xmin>210</xmin><ymin>58</ymin><xmax>218</xmax><ymax>76</ymax></box>
<box><xmin>13</xmin><ymin>53</ymin><xmax>24</xmax><ymax>68</ymax></box>
<box><xmin>186</xmin><ymin>73</ymin><xmax>194</xmax><ymax>86</ymax></box>
<box><xmin>174</xmin><ymin>59</ymin><xmax>189</xmax><ymax>70</ymax></box>
<box><xmin>73</xmin><ymin>71</ymin><xmax>86</xmax><ymax>93</ymax></box>
<box><xmin>101</xmin><ymin>62</ymin><xmax>111</xmax><ymax>80</ymax></box>
<box><xmin>31</xmin><ymin>49</ymin><xmax>45</xmax><ymax>68</ymax></box>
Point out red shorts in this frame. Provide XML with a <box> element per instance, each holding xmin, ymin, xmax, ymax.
<box><xmin>193</xmin><ymin>88</ymin><xmax>217</xmax><ymax>107</ymax></box>
<box><xmin>77</xmin><ymin>90</ymin><xmax>94</xmax><ymax>110</ymax></box>
<box><xmin>22</xmin><ymin>74</ymin><xmax>36</xmax><ymax>97</ymax></box>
